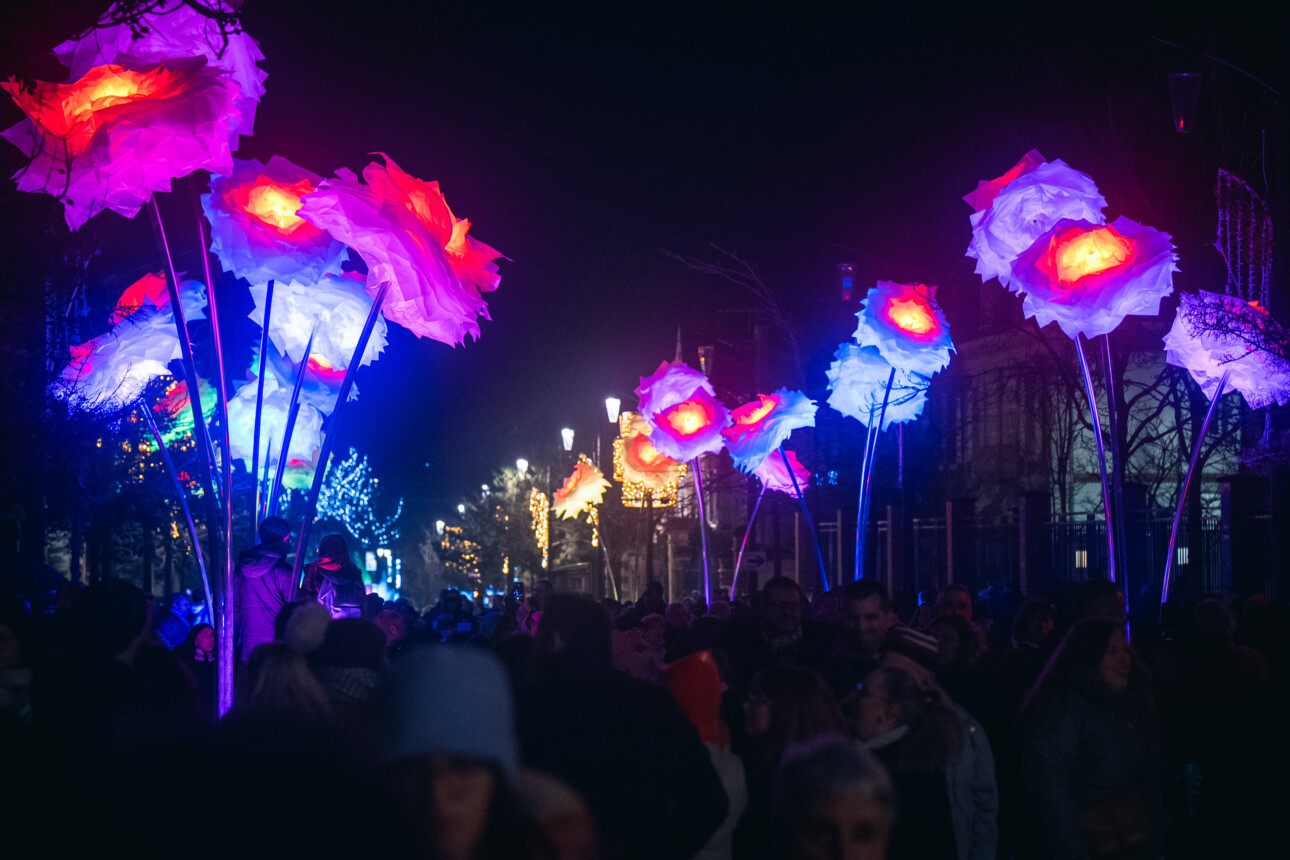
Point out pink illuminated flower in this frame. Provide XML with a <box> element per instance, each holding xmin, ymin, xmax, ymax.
<box><xmin>552</xmin><ymin>461</ymin><xmax>611</xmax><ymax>520</ymax></box>
<box><xmin>54</xmin><ymin>273</ymin><xmax>207</xmax><ymax>412</ymax></box>
<box><xmin>1163</xmin><ymin>291</ymin><xmax>1290</xmax><ymax>408</ymax></box>
<box><xmin>722</xmin><ymin>389</ymin><xmax>817</xmax><ymax>473</ymax></box>
<box><xmin>1010</xmin><ymin>216</ymin><xmax>1179</xmax><ymax>339</ymax></box>
<box><xmin>248</xmin><ymin>273</ymin><xmax>387</xmax><ymax>371</ymax></box>
<box><xmin>753</xmin><ymin>449</ymin><xmax>811</xmax><ymax>496</ymax></box>
<box><xmin>854</xmin><ymin>281</ymin><xmax>954</xmax><ymax>376</ymax></box>
<box><xmin>54</xmin><ymin>1</ymin><xmax>266</xmax><ymax>137</ymax></box>
<box><xmin>227</xmin><ymin>372</ymin><xmax>324</xmax><ymax>483</ymax></box>
<box><xmin>297</xmin><ymin>154</ymin><xmax>503</xmax><ymax>346</ymax></box>
<box><xmin>825</xmin><ymin>343</ymin><xmax>928</xmax><ymax>430</ymax></box>
<box><xmin>618</xmin><ymin>413</ymin><xmax>687</xmax><ymax>492</ymax></box>
<box><xmin>635</xmin><ymin>361</ymin><xmax>732</xmax><ymax>462</ymax></box>
<box><xmin>203</xmin><ymin>156</ymin><xmax>347</xmax><ymax>286</ymax></box>
<box><xmin>965</xmin><ymin>151</ymin><xmax>1107</xmax><ymax>289</ymax></box>
<box><xmin>2</xmin><ymin>56</ymin><xmax>242</xmax><ymax>230</ymax></box>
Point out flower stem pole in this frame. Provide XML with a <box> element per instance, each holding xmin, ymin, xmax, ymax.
<box><xmin>251</xmin><ymin>279</ymin><xmax>274</xmax><ymax>540</ymax></box>
<box><xmin>1074</xmin><ymin>336</ymin><xmax>1118</xmax><ymax>584</ymax></box>
<box><xmin>600</xmin><ymin>535</ymin><xmax>620</xmax><ymax>601</ymax></box>
<box><xmin>691</xmin><ymin>457</ymin><xmax>714</xmax><ymax>605</ymax></box>
<box><xmin>138</xmin><ymin>403</ymin><xmax>214</xmax><ymax>634</ymax></box>
<box><xmin>268</xmin><ymin>324</ymin><xmax>318</xmax><ymax>517</ymax></box>
<box><xmin>854</xmin><ymin>419</ymin><xmax>878</xmax><ymax>579</ymax></box>
<box><xmin>290</xmin><ymin>282</ymin><xmax>391</xmax><ymax>595</ymax></box>
<box><xmin>1161</xmin><ymin>371</ymin><xmax>1230</xmax><ymax>613</ymax></box>
<box><xmin>731</xmin><ymin>485</ymin><xmax>768</xmax><ymax>600</ymax></box>
<box><xmin>782</xmin><ymin>444</ymin><xmax>830</xmax><ymax>594</ymax></box>
<box><xmin>855</xmin><ymin>369</ymin><xmax>896</xmax><ymax>580</ymax></box>
<box><xmin>1100</xmin><ymin>336</ymin><xmax>1129</xmax><ymax>590</ymax></box>
<box><xmin>191</xmin><ymin>193</ymin><xmax>235</xmax><ymax>718</ymax></box>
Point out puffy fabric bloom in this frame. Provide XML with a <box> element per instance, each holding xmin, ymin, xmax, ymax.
<box><xmin>854</xmin><ymin>281</ymin><xmax>955</xmax><ymax>377</ymax></box>
<box><xmin>552</xmin><ymin>461</ymin><xmax>610</xmax><ymax>520</ymax></box>
<box><xmin>3</xmin><ymin>56</ymin><xmax>242</xmax><ymax>230</ymax></box>
<box><xmin>616</xmin><ymin>412</ymin><xmax>687</xmax><ymax>492</ymax></box>
<box><xmin>635</xmin><ymin>361</ymin><xmax>731</xmax><ymax>462</ymax></box>
<box><xmin>753</xmin><ymin>449</ymin><xmax>811</xmax><ymax>496</ymax></box>
<box><xmin>54</xmin><ymin>274</ymin><xmax>207</xmax><ymax>412</ymax></box>
<box><xmin>53</xmin><ymin>0</ymin><xmax>266</xmax><ymax>137</ymax></box>
<box><xmin>825</xmin><ymin>343</ymin><xmax>928</xmax><ymax>431</ymax></box>
<box><xmin>254</xmin><ymin>345</ymin><xmax>358</xmax><ymax>417</ymax></box>
<box><xmin>722</xmin><ymin>389</ymin><xmax>817</xmax><ymax>473</ymax></box>
<box><xmin>248</xmin><ymin>273</ymin><xmax>387</xmax><ymax>370</ymax></box>
<box><xmin>1163</xmin><ymin>291</ymin><xmax>1290</xmax><ymax>408</ymax></box>
<box><xmin>203</xmin><ymin>156</ymin><xmax>347</xmax><ymax>286</ymax></box>
<box><xmin>965</xmin><ymin>151</ymin><xmax>1107</xmax><ymax>289</ymax></box>
<box><xmin>297</xmin><ymin>154</ymin><xmax>503</xmax><ymax>346</ymax></box>
<box><xmin>1010</xmin><ymin>216</ymin><xmax>1179</xmax><ymax>340</ymax></box>
<box><xmin>227</xmin><ymin>372</ymin><xmax>324</xmax><ymax>483</ymax></box>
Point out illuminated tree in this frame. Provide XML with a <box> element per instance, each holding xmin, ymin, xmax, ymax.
<box><xmin>315</xmin><ymin>447</ymin><xmax>403</xmax><ymax>548</ymax></box>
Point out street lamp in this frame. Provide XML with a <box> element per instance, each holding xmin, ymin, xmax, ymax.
<box><xmin>457</xmin><ymin>503</ymin><xmax>466</xmax><ymax>515</ymax></box>
<box><xmin>516</xmin><ymin>458</ymin><xmax>529</xmax><ymax>478</ymax></box>
<box><xmin>561</xmin><ymin>427</ymin><xmax>575</xmax><ymax>452</ymax></box>
<box><xmin>605</xmin><ymin>397</ymin><xmax>621</xmax><ymax>425</ymax></box>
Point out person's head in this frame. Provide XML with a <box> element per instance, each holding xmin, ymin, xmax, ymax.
<box><xmin>745</xmin><ymin>663</ymin><xmax>846</xmax><ymax>743</ymax></box>
<box><xmin>1013</xmin><ymin>598</ymin><xmax>1055</xmax><ymax>647</ymax></box>
<box><xmin>665</xmin><ymin>602</ymin><xmax>690</xmax><ymax>630</ymax></box>
<box><xmin>774</xmin><ymin>738</ymin><xmax>895</xmax><ymax>860</ymax></box>
<box><xmin>180</xmin><ymin>623</ymin><xmax>216</xmax><ymax>662</ymax></box>
<box><xmin>878</xmin><ymin>626</ymin><xmax>941</xmax><ymax>689</ymax></box>
<box><xmin>378</xmin><ymin>647</ymin><xmax>519</xmax><ymax>860</ymax></box>
<box><xmin>318</xmin><ymin>533</ymin><xmax>350</xmax><ymax>562</ymax></box>
<box><xmin>843</xmin><ymin>581</ymin><xmax>897</xmax><ymax>657</ymax></box>
<box><xmin>706</xmin><ymin>599</ymin><xmax>731</xmax><ymax>620</ymax></box>
<box><xmin>444</xmin><ymin>591</ymin><xmax>463</xmax><ymax>614</ymax></box>
<box><xmin>1073</xmin><ymin>578</ymin><xmax>1126</xmax><ymax>624</ymax></box>
<box><xmin>536</xmin><ymin>593</ymin><xmax>612</xmax><ymax>668</ymax></box>
<box><xmin>373</xmin><ymin>609</ymin><xmax>407</xmax><ymax>644</ymax></box>
<box><xmin>851</xmin><ymin>666</ymin><xmax>961</xmax><ymax>770</ymax></box>
<box><xmin>763</xmin><ymin>576</ymin><xmax>804</xmax><ymax>638</ymax></box>
<box><xmin>259</xmin><ymin>516</ymin><xmax>291</xmax><ymax>547</ymax></box>
<box><xmin>168</xmin><ymin>593</ymin><xmax>191</xmax><ymax>618</ymax></box>
<box><xmin>926</xmin><ymin>613</ymin><xmax>979</xmax><ymax>669</ymax></box>
<box><xmin>232</xmin><ymin>642</ymin><xmax>332</xmax><ymax>723</ymax></box>
<box><xmin>310</xmin><ymin>618</ymin><xmax>387</xmax><ymax>671</ymax></box>
<box><xmin>934</xmin><ymin>584</ymin><xmax>972</xmax><ymax>623</ymax></box>
<box><xmin>0</xmin><ymin>607</ymin><xmax>38</xmax><ymax>670</ymax></box>
<box><xmin>1024</xmin><ymin>618</ymin><xmax>1132</xmax><ymax>712</ymax></box>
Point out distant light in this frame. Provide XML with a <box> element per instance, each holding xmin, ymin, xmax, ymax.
<box><xmin>838</xmin><ymin>262</ymin><xmax>856</xmax><ymax>301</ymax></box>
<box><xmin>516</xmin><ymin>458</ymin><xmax>529</xmax><ymax>478</ymax></box>
<box><xmin>605</xmin><ymin>397</ymin><xmax>621</xmax><ymax>424</ymax></box>
<box><xmin>481</xmin><ymin>483</ymin><xmax>491</xmax><ymax>496</ymax></box>
<box><xmin>561</xmin><ymin>427</ymin><xmax>575</xmax><ymax>452</ymax></box>
<box><xmin>457</xmin><ymin>504</ymin><xmax>466</xmax><ymax>515</ymax></box>
<box><xmin>1168</xmin><ymin>72</ymin><xmax>1202</xmax><ymax>133</ymax></box>
<box><xmin>435</xmin><ymin>519</ymin><xmax>445</xmax><ymax>535</ymax></box>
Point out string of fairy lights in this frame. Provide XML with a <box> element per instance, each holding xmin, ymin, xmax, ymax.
<box><xmin>315</xmin><ymin>447</ymin><xmax>404</xmax><ymax>546</ymax></box>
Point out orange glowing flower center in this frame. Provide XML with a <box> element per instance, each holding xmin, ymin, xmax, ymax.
<box><xmin>664</xmin><ymin>401</ymin><xmax>713</xmax><ymax>437</ymax></box>
<box><xmin>636</xmin><ymin>438</ymin><xmax>662</xmax><ymax>465</ymax></box>
<box><xmin>1052</xmin><ymin>226</ymin><xmax>1133</xmax><ymax>285</ymax></box>
<box><xmin>737</xmin><ymin>395</ymin><xmax>777</xmax><ymax>427</ymax></box>
<box><xmin>19</xmin><ymin>64</ymin><xmax>179</xmax><ymax>156</ymax></box>
<box><xmin>307</xmin><ymin>355</ymin><xmax>333</xmax><ymax>371</ymax></box>
<box><xmin>887</xmin><ymin>298</ymin><xmax>937</xmax><ymax>335</ymax></box>
<box><xmin>241</xmin><ymin>179</ymin><xmax>314</xmax><ymax>233</ymax></box>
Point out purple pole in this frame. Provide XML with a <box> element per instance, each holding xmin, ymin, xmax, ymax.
<box><xmin>251</xmin><ymin>279</ymin><xmax>274</xmax><ymax>541</ymax></box>
<box><xmin>268</xmin><ymin>325</ymin><xmax>319</xmax><ymax>517</ymax></box>
<box><xmin>781</xmin><ymin>444</ymin><xmax>830</xmax><ymax>594</ymax></box>
<box><xmin>1074</xmin><ymin>336</ymin><xmax>1117</xmax><ymax>583</ymax></box>
<box><xmin>853</xmin><ymin>420</ymin><xmax>878</xmax><ymax>579</ymax></box>
<box><xmin>691</xmin><ymin>457</ymin><xmax>714</xmax><ymax>605</ymax></box>
<box><xmin>291</xmin><ymin>283</ymin><xmax>391</xmax><ymax>594</ymax></box>
<box><xmin>1161</xmin><ymin>371</ymin><xmax>1230</xmax><ymax>612</ymax></box>
<box><xmin>1100</xmin><ymin>336</ymin><xmax>1129</xmax><ymax>595</ymax></box>
<box><xmin>856</xmin><ymin>369</ymin><xmax>896</xmax><ymax>580</ymax></box>
<box><xmin>730</xmin><ymin>484</ymin><xmax>768</xmax><ymax>601</ymax></box>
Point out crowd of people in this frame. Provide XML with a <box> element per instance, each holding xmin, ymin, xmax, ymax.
<box><xmin>1</xmin><ymin>516</ymin><xmax>1287</xmax><ymax>859</ymax></box>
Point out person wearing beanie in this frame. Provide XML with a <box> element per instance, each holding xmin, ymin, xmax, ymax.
<box><xmin>309</xmin><ymin>618</ymin><xmax>386</xmax><ymax>726</ymax></box>
<box><xmin>302</xmin><ymin>534</ymin><xmax>366</xmax><ymax>619</ymax></box>
<box><xmin>236</xmin><ymin>516</ymin><xmax>296</xmax><ymax>664</ymax></box>
<box><xmin>378</xmin><ymin>646</ymin><xmax>593</xmax><ymax>860</ymax></box>
<box><xmin>665</xmin><ymin>650</ymin><xmax>747</xmax><ymax>860</ymax></box>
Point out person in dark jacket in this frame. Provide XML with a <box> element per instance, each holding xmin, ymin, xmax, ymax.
<box><xmin>1017</xmin><ymin>619</ymin><xmax>1161</xmax><ymax>860</ymax></box>
<box><xmin>301</xmin><ymin>533</ymin><xmax>366</xmax><ymax>619</ymax></box>
<box><xmin>515</xmin><ymin>593</ymin><xmax>727</xmax><ymax>860</ymax></box>
<box><xmin>235</xmin><ymin>516</ymin><xmax>295</xmax><ymax>664</ymax></box>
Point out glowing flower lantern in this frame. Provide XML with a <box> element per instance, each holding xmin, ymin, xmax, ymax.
<box><xmin>753</xmin><ymin>449</ymin><xmax>811</xmax><ymax>495</ymax></box>
<box><xmin>227</xmin><ymin>373</ymin><xmax>324</xmax><ymax>485</ymax></box>
<box><xmin>552</xmin><ymin>460</ymin><xmax>611</xmax><ymax>520</ymax></box>
<box><xmin>154</xmin><ymin>376</ymin><xmax>216</xmax><ymax>444</ymax></box>
<box><xmin>203</xmin><ymin>156</ymin><xmax>347</xmax><ymax>287</ymax></box>
<box><xmin>634</xmin><ymin>361</ymin><xmax>732</xmax><ymax>462</ymax></box>
<box><xmin>254</xmin><ymin>345</ymin><xmax>357</xmax><ymax>418</ymax></box>
<box><xmin>1163</xmin><ymin>291</ymin><xmax>1290</xmax><ymax>408</ymax></box>
<box><xmin>965</xmin><ymin>151</ymin><xmax>1107</xmax><ymax>289</ymax></box>
<box><xmin>613</xmin><ymin>412</ymin><xmax>686</xmax><ymax>507</ymax></box>
<box><xmin>722</xmin><ymin>389</ymin><xmax>817</xmax><ymax>473</ymax></box>
<box><xmin>1009</xmin><ymin>216</ymin><xmax>1179</xmax><ymax>339</ymax></box>
<box><xmin>297</xmin><ymin>154</ymin><xmax>503</xmax><ymax>346</ymax></box>
<box><xmin>248</xmin><ymin>273</ymin><xmax>387</xmax><ymax>370</ymax></box>
<box><xmin>826</xmin><ymin>343</ymin><xmax>928</xmax><ymax>430</ymax></box>
<box><xmin>53</xmin><ymin>0</ymin><xmax>266</xmax><ymax>138</ymax></box>
<box><xmin>2</xmin><ymin>56</ymin><xmax>242</xmax><ymax>230</ymax></box>
<box><xmin>854</xmin><ymin>281</ymin><xmax>954</xmax><ymax>377</ymax></box>
<box><xmin>54</xmin><ymin>274</ymin><xmax>207</xmax><ymax>412</ymax></box>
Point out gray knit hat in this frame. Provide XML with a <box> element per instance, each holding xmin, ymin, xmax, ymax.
<box><xmin>378</xmin><ymin>646</ymin><xmax>519</xmax><ymax>776</ymax></box>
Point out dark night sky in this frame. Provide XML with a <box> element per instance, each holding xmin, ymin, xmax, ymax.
<box><xmin>2</xmin><ymin>2</ymin><xmax>1280</xmax><ymax>528</ymax></box>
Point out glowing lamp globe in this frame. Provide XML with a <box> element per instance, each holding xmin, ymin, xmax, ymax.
<box><xmin>1010</xmin><ymin>216</ymin><xmax>1179</xmax><ymax>340</ymax></box>
<box><xmin>854</xmin><ymin>281</ymin><xmax>954</xmax><ymax>377</ymax></box>
<box><xmin>722</xmin><ymin>389</ymin><xmax>817</xmax><ymax>473</ymax></box>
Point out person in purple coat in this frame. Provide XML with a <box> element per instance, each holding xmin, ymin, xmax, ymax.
<box><xmin>235</xmin><ymin>516</ymin><xmax>295</xmax><ymax>664</ymax></box>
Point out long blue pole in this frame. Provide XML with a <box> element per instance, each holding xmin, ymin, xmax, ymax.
<box><xmin>782</xmin><ymin>444</ymin><xmax>830</xmax><ymax>593</ymax></box>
